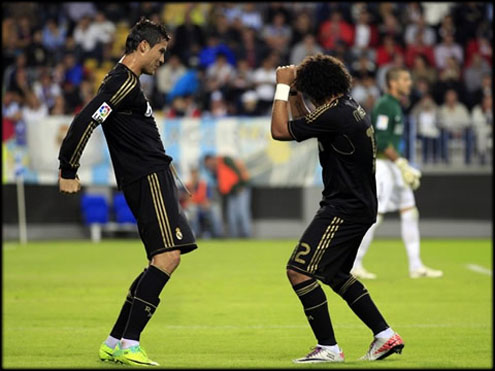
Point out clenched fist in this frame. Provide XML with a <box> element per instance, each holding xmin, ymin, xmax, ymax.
<box><xmin>59</xmin><ymin>170</ymin><xmax>81</xmax><ymax>194</ymax></box>
<box><xmin>276</xmin><ymin>65</ymin><xmax>297</xmax><ymax>85</ymax></box>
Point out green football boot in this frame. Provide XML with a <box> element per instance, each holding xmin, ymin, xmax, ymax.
<box><xmin>113</xmin><ymin>343</ymin><xmax>159</xmax><ymax>366</ymax></box>
<box><xmin>99</xmin><ymin>342</ymin><xmax>117</xmax><ymax>362</ymax></box>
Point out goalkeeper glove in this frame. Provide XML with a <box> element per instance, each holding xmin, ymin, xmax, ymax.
<box><xmin>394</xmin><ymin>157</ymin><xmax>421</xmax><ymax>190</ymax></box>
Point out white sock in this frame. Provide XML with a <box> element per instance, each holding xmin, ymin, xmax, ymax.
<box><xmin>400</xmin><ymin>208</ymin><xmax>423</xmax><ymax>271</ymax></box>
<box><xmin>104</xmin><ymin>335</ymin><xmax>120</xmax><ymax>348</ymax></box>
<box><xmin>375</xmin><ymin>327</ymin><xmax>394</xmax><ymax>339</ymax></box>
<box><xmin>318</xmin><ymin>344</ymin><xmax>341</xmax><ymax>353</ymax></box>
<box><xmin>121</xmin><ymin>338</ymin><xmax>140</xmax><ymax>349</ymax></box>
<box><xmin>352</xmin><ymin>215</ymin><xmax>382</xmax><ymax>270</ymax></box>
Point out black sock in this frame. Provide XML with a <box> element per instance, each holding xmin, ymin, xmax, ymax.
<box><xmin>122</xmin><ymin>265</ymin><xmax>170</xmax><ymax>341</ymax></box>
<box><xmin>292</xmin><ymin>278</ymin><xmax>336</xmax><ymax>346</ymax></box>
<box><xmin>338</xmin><ymin>277</ymin><xmax>388</xmax><ymax>335</ymax></box>
<box><xmin>109</xmin><ymin>268</ymin><xmax>147</xmax><ymax>340</ymax></box>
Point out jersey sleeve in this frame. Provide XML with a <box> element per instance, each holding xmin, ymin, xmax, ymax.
<box><xmin>372</xmin><ymin>101</ymin><xmax>395</xmax><ymax>153</ymax></box>
<box><xmin>58</xmin><ymin>70</ymin><xmax>139</xmax><ymax>178</ymax></box>
<box><xmin>287</xmin><ymin>102</ymin><xmax>340</xmax><ymax>142</ymax></box>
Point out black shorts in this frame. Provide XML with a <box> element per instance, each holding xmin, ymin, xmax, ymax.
<box><xmin>287</xmin><ymin>207</ymin><xmax>372</xmax><ymax>285</ymax></box>
<box><xmin>122</xmin><ymin>167</ymin><xmax>197</xmax><ymax>260</ymax></box>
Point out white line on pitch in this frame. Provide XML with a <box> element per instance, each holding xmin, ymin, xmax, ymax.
<box><xmin>466</xmin><ymin>264</ymin><xmax>492</xmax><ymax>276</ymax></box>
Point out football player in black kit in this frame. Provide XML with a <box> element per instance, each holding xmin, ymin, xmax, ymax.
<box><xmin>58</xmin><ymin>18</ymin><xmax>197</xmax><ymax>366</ymax></box>
<box><xmin>270</xmin><ymin>54</ymin><xmax>405</xmax><ymax>363</ymax></box>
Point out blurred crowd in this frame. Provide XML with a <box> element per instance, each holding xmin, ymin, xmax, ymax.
<box><xmin>2</xmin><ymin>2</ymin><xmax>493</xmax><ymax>165</ymax></box>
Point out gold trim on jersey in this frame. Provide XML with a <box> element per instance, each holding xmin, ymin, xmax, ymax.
<box><xmin>110</xmin><ymin>71</ymin><xmax>137</xmax><ymax>106</ymax></box>
<box><xmin>295</xmin><ymin>280</ymin><xmax>320</xmax><ymax>297</ymax></box>
<box><xmin>305</xmin><ymin>99</ymin><xmax>339</xmax><ymax>124</ymax></box>
<box><xmin>147</xmin><ymin>174</ymin><xmax>173</xmax><ymax>248</ymax></box>
<box><xmin>308</xmin><ymin>217</ymin><xmax>344</xmax><ymax>273</ymax></box>
<box><xmin>151</xmin><ymin>173</ymin><xmax>174</xmax><ymax>245</ymax></box>
<box><xmin>69</xmin><ymin>120</ymin><xmax>99</xmax><ymax>167</ymax></box>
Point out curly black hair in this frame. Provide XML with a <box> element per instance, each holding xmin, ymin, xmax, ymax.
<box><xmin>125</xmin><ymin>17</ymin><xmax>171</xmax><ymax>54</ymax></box>
<box><xmin>294</xmin><ymin>54</ymin><xmax>352</xmax><ymax>106</ymax></box>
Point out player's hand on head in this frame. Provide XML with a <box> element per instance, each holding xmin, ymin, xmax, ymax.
<box><xmin>276</xmin><ymin>65</ymin><xmax>297</xmax><ymax>85</ymax></box>
<box><xmin>58</xmin><ymin>172</ymin><xmax>81</xmax><ymax>194</ymax></box>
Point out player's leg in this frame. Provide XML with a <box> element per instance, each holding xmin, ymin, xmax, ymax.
<box><xmin>99</xmin><ymin>268</ymin><xmax>147</xmax><ymax>361</ymax></box>
<box><xmin>114</xmin><ymin>169</ymin><xmax>198</xmax><ymax>366</ymax></box>
<box><xmin>237</xmin><ymin>187</ymin><xmax>252</xmax><ymax>237</ymax></box>
<box><xmin>352</xmin><ymin>159</ymin><xmax>392</xmax><ymax>278</ymax></box>
<box><xmin>396</xmin><ymin>174</ymin><xmax>443</xmax><ymax>278</ymax></box>
<box><xmin>322</xmin><ymin>222</ymin><xmax>404</xmax><ymax>361</ymax></box>
<box><xmin>287</xmin><ymin>213</ymin><xmax>348</xmax><ymax>363</ymax></box>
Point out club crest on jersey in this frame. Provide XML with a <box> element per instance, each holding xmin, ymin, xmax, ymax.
<box><xmin>145</xmin><ymin>101</ymin><xmax>153</xmax><ymax>117</ymax></box>
<box><xmin>175</xmin><ymin>227</ymin><xmax>183</xmax><ymax>240</ymax></box>
<box><xmin>92</xmin><ymin>102</ymin><xmax>112</xmax><ymax>123</ymax></box>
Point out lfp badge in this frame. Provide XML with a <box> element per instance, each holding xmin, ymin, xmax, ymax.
<box><xmin>92</xmin><ymin>102</ymin><xmax>113</xmax><ymax>124</ymax></box>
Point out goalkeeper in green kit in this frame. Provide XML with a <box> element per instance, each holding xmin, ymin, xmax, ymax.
<box><xmin>351</xmin><ymin>67</ymin><xmax>443</xmax><ymax>279</ymax></box>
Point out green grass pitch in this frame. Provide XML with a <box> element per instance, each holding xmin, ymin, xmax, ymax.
<box><xmin>3</xmin><ymin>238</ymin><xmax>492</xmax><ymax>368</ymax></box>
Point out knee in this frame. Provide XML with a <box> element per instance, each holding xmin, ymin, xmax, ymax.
<box><xmin>286</xmin><ymin>268</ymin><xmax>312</xmax><ymax>285</ymax></box>
<box><xmin>151</xmin><ymin>250</ymin><xmax>181</xmax><ymax>274</ymax></box>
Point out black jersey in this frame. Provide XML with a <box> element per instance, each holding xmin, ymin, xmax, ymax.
<box><xmin>58</xmin><ymin>63</ymin><xmax>172</xmax><ymax>188</ymax></box>
<box><xmin>288</xmin><ymin>95</ymin><xmax>377</xmax><ymax>223</ymax></box>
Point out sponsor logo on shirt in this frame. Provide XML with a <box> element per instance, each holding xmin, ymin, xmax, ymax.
<box><xmin>92</xmin><ymin>102</ymin><xmax>112</xmax><ymax>123</ymax></box>
<box><xmin>376</xmin><ymin>115</ymin><xmax>389</xmax><ymax>130</ymax></box>
<box><xmin>145</xmin><ymin>101</ymin><xmax>153</xmax><ymax>117</ymax></box>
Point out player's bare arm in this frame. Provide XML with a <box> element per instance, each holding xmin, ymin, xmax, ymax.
<box><xmin>271</xmin><ymin>65</ymin><xmax>297</xmax><ymax>141</ymax></box>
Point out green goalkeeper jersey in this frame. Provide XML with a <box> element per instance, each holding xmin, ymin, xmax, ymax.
<box><xmin>371</xmin><ymin>93</ymin><xmax>404</xmax><ymax>157</ymax></box>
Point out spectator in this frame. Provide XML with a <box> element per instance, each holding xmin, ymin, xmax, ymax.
<box><xmin>262</xmin><ymin>11</ymin><xmax>292</xmax><ymax>60</ymax></box>
<box><xmin>234</xmin><ymin>27</ymin><xmax>268</xmax><ymax>69</ymax></box>
<box><xmin>41</xmin><ymin>17</ymin><xmax>68</xmax><ymax>61</ymax></box>
<box><xmin>350</xmin><ymin>53</ymin><xmax>377</xmax><ymax>80</ymax></box>
<box><xmin>32</xmin><ymin>70</ymin><xmax>62</xmax><ymax>112</ymax></box>
<box><xmin>238</xmin><ymin>3</ymin><xmax>263</xmax><ymax>31</ymax></box>
<box><xmin>25</xmin><ymin>29</ymin><xmax>49</xmax><ymax>67</ymax></box>
<box><xmin>63</xmin><ymin>2</ymin><xmax>97</xmax><ymax>24</ymax></box>
<box><xmin>290</xmin><ymin>34</ymin><xmax>324</xmax><ymax>66</ymax></box>
<box><xmin>228</xmin><ymin>58</ymin><xmax>255</xmax><ymax>111</ymax></box>
<box><xmin>204</xmin><ymin>154</ymin><xmax>252</xmax><ymax>238</ymax></box>
<box><xmin>16</xmin><ymin>16</ymin><xmax>34</xmax><ymax>50</ymax></box>
<box><xmin>376</xmin><ymin>34</ymin><xmax>404</xmax><ymax>67</ymax></box>
<box><xmin>404</xmin><ymin>31</ymin><xmax>435</xmax><ymax>68</ymax></box>
<box><xmin>422</xmin><ymin>3</ymin><xmax>454</xmax><ymax>27</ymax></box>
<box><xmin>50</xmin><ymin>95</ymin><xmax>66</xmax><ymax>115</ymax></box>
<box><xmin>182</xmin><ymin>167</ymin><xmax>224</xmax><ymax>238</ymax></box>
<box><xmin>169</xmin><ymin>8</ymin><xmax>205</xmax><ymax>66</ymax></box>
<box><xmin>204</xmin><ymin>90</ymin><xmax>229</xmax><ymax>118</ymax></box>
<box><xmin>434</xmin><ymin>56</ymin><xmax>466</xmax><ymax>106</ymax></box>
<box><xmin>290</xmin><ymin>11</ymin><xmax>314</xmax><ymax>47</ymax></box>
<box><xmin>21</xmin><ymin>90</ymin><xmax>49</xmax><ymax>126</ymax></box>
<box><xmin>463</xmin><ymin>54</ymin><xmax>491</xmax><ymax>108</ymax></box>
<box><xmin>205</xmin><ymin>53</ymin><xmax>235</xmax><ymax>96</ymax></box>
<box><xmin>73</xmin><ymin>16</ymin><xmax>100</xmax><ymax>60</ymax></box>
<box><xmin>92</xmin><ymin>11</ymin><xmax>116</xmax><ymax>48</ymax></box>
<box><xmin>410</xmin><ymin>94</ymin><xmax>441</xmax><ymax>164</ymax></box>
<box><xmin>63</xmin><ymin>53</ymin><xmax>83</xmax><ymax>88</ymax></box>
<box><xmin>470</xmin><ymin>74</ymin><xmax>492</xmax><ymax>112</ymax></box>
<box><xmin>351</xmin><ymin>75</ymin><xmax>380</xmax><ymax>113</ymax></box>
<box><xmin>155</xmin><ymin>54</ymin><xmax>187</xmax><ymax>106</ymax></box>
<box><xmin>434</xmin><ymin>32</ymin><xmax>463</xmax><ymax>70</ymax></box>
<box><xmin>198</xmin><ymin>34</ymin><xmax>236</xmax><ymax>69</ymax></box>
<box><xmin>377</xmin><ymin>12</ymin><xmax>402</xmax><ymax>42</ymax></box>
<box><xmin>438</xmin><ymin>89</ymin><xmax>473</xmax><ymax>164</ymax></box>
<box><xmin>465</xmin><ymin>31</ymin><xmax>493</xmax><ymax>68</ymax></box>
<box><xmin>318</xmin><ymin>11</ymin><xmax>354</xmax><ymax>51</ymax></box>
<box><xmin>351</xmin><ymin>9</ymin><xmax>379</xmax><ymax>58</ymax></box>
<box><xmin>165</xmin><ymin>95</ymin><xmax>201</xmax><ymax>118</ymax></box>
<box><xmin>2</xmin><ymin>91</ymin><xmax>22</xmax><ymax>142</ymax></box>
<box><xmin>471</xmin><ymin>94</ymin><xmax>493</xmax><ymax>165</ymax></box>
<box><xmin>410</xmin><ymin>54</ymin><xmax>437</xmax><ymax>88</ymax></box>
<box><xmin>252</xmin><ymin>53</ymin><xmax>278</xmax><ymax>115</ymax></box>
<box><xmin>238</xmin><ymin>90</ymin><xmax>261</xmax><ymax>116</ymax></box>
<box><xmin>404</xmin><ymin>14</ymin><xmax>436</xmax><ymax>47</ymax></box>
<box><xmin>376</xmin><ymin>52</ymin><xmax>406</xmax><ymax>93</ymax></box>
<box><xmin>452</xmin><ymin>2</ymin><xmax>486</xmax><ymax>44</ymax></box>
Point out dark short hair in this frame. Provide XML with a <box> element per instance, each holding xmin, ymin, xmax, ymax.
<box><xmin>385</xmin><ymin>67</ymin><xmax>409</xmax><ymax>88</ymax></box>
<box><xmin>294</xmin><ymin>54</ymin><xmax>352</xmax><ymax>106</ymax></box>
<box><xmin>125</xmin><ymin>17</ymin><xmax>171</xmax><ymax>54</ymax></box>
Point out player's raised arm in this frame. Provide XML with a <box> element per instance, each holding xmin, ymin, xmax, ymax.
<box><xmin>271</xmin><ymin>65</ymin><xmax>297</xmax><ymax>141</ymax></box>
